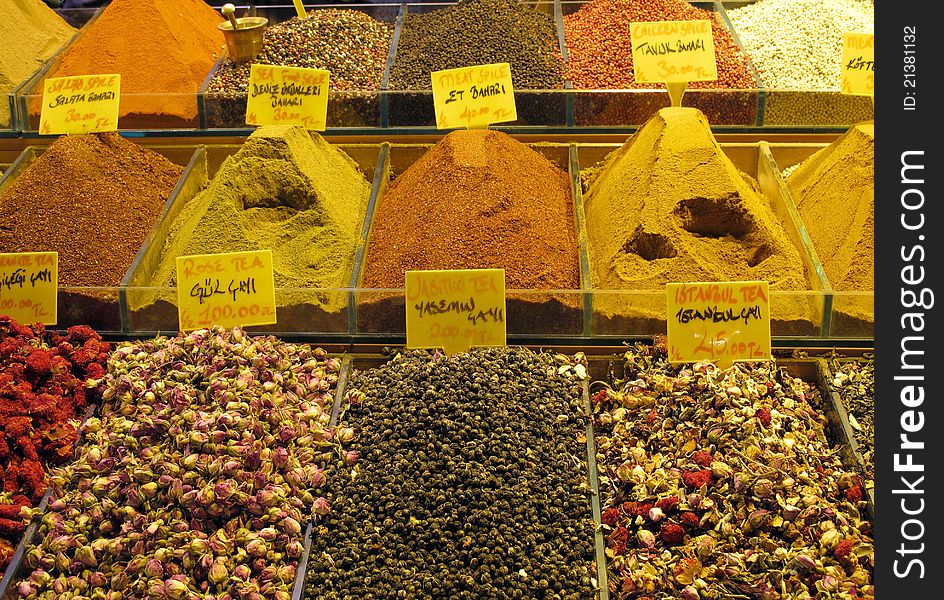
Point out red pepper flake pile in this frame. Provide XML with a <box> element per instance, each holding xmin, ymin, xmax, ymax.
<box><xmin>0</xmin><ymin>316</ymin><xmax>109</xmax><ymax>570</ymax></box>
<box><xmin>592</xmin><ymin>343</ymin><xmax>874</xmax><ymax>598</ymax></box>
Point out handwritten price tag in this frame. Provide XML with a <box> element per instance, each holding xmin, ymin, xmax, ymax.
<box><xmin>431</xmin><ymin>63</ymin><xmax>517</xmax><ymax>130</ymax></box>
<box><xmin>246</xmin><ymin>65</ymin><xmax>330</xmax><ymax>130</ymax></box>
<box><xmin>631</xmin><ymin>20</ymin><xmax>717</xmax><ymax>83</ymax></box>
<box><xmin>405</xmin><ymin>269</ymin><xmax>506</xmax><ymax>356</ymax></box>
<box><xmin>176</xmin><ymin>250</ymin><xmax>277</xmax><ymax>331</ymax></box>
<box><xmin>39</xmin><ymin>74</ymin><xmax>120</xmax><ymax>135</ymax></box>
<box><xmin>666</xmin><ymin>281</ymin><xmax>770</xmax><ymax>369</ymax></box>
<box><xmin>0</xmin><ymin>252</ymin><xmax>57</xmax><ymax>325</ymax></box>
<box><xmin>841</xmin><ymin>32</ymin><xmax>874</xmax><ymax>97</ymax></box>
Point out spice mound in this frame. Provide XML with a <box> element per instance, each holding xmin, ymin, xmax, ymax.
<box><xmin>563</xmin><ymin>0</ymin><xmax>754</xmax><ymax>90</ymax></box>
<box><xmin>37</xmin><ymin>0</ymin><xmax>224</xmax><ymax>125</ymax></box>
<box><xmin>592</xmin><ymin>344</ymin><xmax>874</xmax><ymax>598</ymax></box>
<box><xmin>0</xmin><ymin>317</ymin><xmax>109</xmax><ymax>573</ymax></box>
<box><xmin>584</xmin><ymin>107</ymin><xmax>808</xmax><ymax>290</ymax></box>
<box><xmin>306</xmin><ymin>348</ymin><xmax>594</xmax><ymax>598</ymax></box>
<box><xmin>207</xmin><ymin>9</ymin><xmax>391</xmax><ymax>95</ymax></box>
<box><xmin>15</xmin><ymin>327</ymin><xmax>347</xmax><ymax>599</ymax></box>
<box><xmin>363</xmin><ymin>129</ymin><xmax>579</xmax><ymax>290</ymax></box>
<box><xmin>0</xmin><ymin>0</ymin><xmax>75</xmax><ymax>127</ymax></box>
<box><xmin>787</xmin><ymin>123</ymin><xmax>873</xmax><ymax>291</ymax></box>
<box><xmin>389</xmin><ymin>0</ymin><xmax>564</xmax><ymax>90</ymax></box>
<box><xmin>142</xmin><ymin>125</ymin><xmax>370</xmax><ymax>313</ymax></box>
<box><xmin>0</xmin><ymin>132</ymin><xmax>183</xmax><ymax>287</ymax></box>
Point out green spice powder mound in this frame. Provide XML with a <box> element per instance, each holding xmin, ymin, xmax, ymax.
<box><xmin>585</xmin><ymin>107</ymin><xmax>808</xmax><ymax>291</ymax></box>
<box><xmin>148</xmin><ymin>125</ymin><xmax>370</xmax><ymax>296</ymax></box>
<box><xmin>786</xmin><ymin>123</ymin><xmax>874</xmax><ymax>291</ymax></box>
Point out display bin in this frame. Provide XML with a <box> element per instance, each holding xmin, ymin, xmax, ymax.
<box><xmin>1</xmin><ymin>7</ymin><xmax>101</xmax><ymax>132</ymax></box>
<box><xmin>561</xmin><ymin>1</ymin><xmax>762</xmax><ymax>128</ymax></box>
<box><xmin>121</xmin><ymin>143</ymin><xmax>385</xmax><ymax>335</ymax></box>
<box><xmin>316</xmin><ymin>352</ymin><xmax>605</xmax><ymax>598</ymax></box>
<box><xmin>14</xmin><ymin>4</ymin><xmax>220</xmax><ymax>132</ymax></box>
<box><xmin>352</xmin><ymin>141</ymin><xmax>590</xmax><ymax>338</ymax></box>
<box><xmin>199</xmin><ymin>4</ymin><xmax>401</xmax><ymax>130</ymax></box>
<box><xmin>0</xmin><ymin>359</ymin><xmax>351</xmax><ymax>599</ymax></box>
<box><xmin>576</xmin><ymin>141</ymin><xmax>830</xmax><ymax>338</ymax></box>
<box><xmin>719</xmin><ymin>1</ymin><xmax>874</xmax><ymax>127</ymax></box>
<box><xmin>0</xmin><ymin>143</ymin><xmax>201</xmax><ymax>333</ymax></box>
<box><xmin>587</xmin><ymin>354</ymin><xmax>872</xmax><ymax>598</ymax></box>
<box><xmin>385</xmin><ymin>2</ymin><xmax>568</xmax><ymax>128</ymax></box>
<box><xmin>767</xmin><ymin>142</ymin><xmax>874</xmax><ymax>339</ymax></box>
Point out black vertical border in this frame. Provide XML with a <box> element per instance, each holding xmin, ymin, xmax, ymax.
<box><xmin>875</xmin><ymin>0</ymin><xmax>940</xmax><ymax>596</ymax></box>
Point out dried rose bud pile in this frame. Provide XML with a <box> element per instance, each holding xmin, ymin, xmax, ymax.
<box><xmin>16</xmin><ymin>327</ymin><xmax>347</xmax><ymax>600</ymax></box>
<box><xmin>0</xmin><ymin>316</ymin><xmax>109</xmax><ymax>572</ymax></box>
<box><xmin>592</xmin><ymin>344</ymin><xmax>873</xmax><ymax>599</ymax></box>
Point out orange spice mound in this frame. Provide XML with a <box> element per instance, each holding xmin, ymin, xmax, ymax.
<box><xmin>38</xmin><ymin>0</ymin><xmax>224</xmax><ymax>126</ymax></box>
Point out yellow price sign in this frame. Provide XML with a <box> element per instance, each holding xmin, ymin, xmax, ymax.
<box><xmin>431</xmin><ymin>63</ymin><xmax>517</xmax><ymax>130</ymax></box>
<box><xmin>630</xmin><ymin>20</ymin><xmax>717</xmax><ymax>83</ymax></box>
<box><xmin>39</xmin><ymin>74</ymin><xmax>120</xmax><ymax>135</ymax></box>
<box><xmin>246</xmin><ymin>65</ymin><xmax>330</xmax><ymax>130</ymax></box>
<box><xmin>0</xmin><ymin>252</ymin><xmax>57</xmax><ymax>325</ymax></box>
<box><xmin>841</xmin><ymin>32</ymin><xmax>874</xmax><ymax>97</ymax></box>
<box><xmin>666</xmin><ymin>281</ymin><xmax>770</xmax><ymax>369</ymax></box>
<box><xmin>176</xmin><ymin>250</ymin><xmax>277</xmax><ymax>331</ymax></box>
<box><xmin>405</xmin><ymin>269</ymin><xmax>506</xmax><ymax>356</ymax></box>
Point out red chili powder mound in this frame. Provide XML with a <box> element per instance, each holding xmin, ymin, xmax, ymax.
<box><xmin>563</xmin><ymin>0</ymin><xmax>755</xmax><ymax>89</ymax></box>
<box><xmin>363</xmin><ymin>129</ymin><xmax>579</xmax><ymax>290</ymax></box>
<box><xmin>37</xmin><ymin>0</ymin><xmax>224</xmax><ymax>126</ymax></box>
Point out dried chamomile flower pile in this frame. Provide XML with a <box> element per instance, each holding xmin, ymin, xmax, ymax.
<box><xmin>591</xmin><ymin>342</ymin><xmax>873</xmax><ymax>599</ymax></box>
<box><xmin>0</xmin><ymin>317</ymin><xmax>109</xmax><ymax>572</ymax></box>
<box><xmin>15</xmin><ymin>327</ymin><xmax>348</xmax><ymax>600</ymax></box>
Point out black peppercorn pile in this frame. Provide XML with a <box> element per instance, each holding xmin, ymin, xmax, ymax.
<box><xmin>305</xmin><ymin>348</ymin><xmax>595</xmax><ymax>599</ymax></box>
<box><xmin>389</xmin><ymin>0</ymin><xmax>565</xmax><ymax>90</ymax></box>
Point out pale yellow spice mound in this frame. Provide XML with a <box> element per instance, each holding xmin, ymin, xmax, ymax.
<box><xmin>585</xmin><ymin>107</ymin><xmax>809</xmax><ymax>291</ymax></box>
<box><xmin>787</xmin><ymin>123</ymin><xmax>874</xmax><ymax>291</ymax></box>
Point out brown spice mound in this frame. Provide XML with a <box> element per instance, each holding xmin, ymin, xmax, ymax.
<box><xmin>585</xmin><ymin>107</ymin><xmax>808</xmax><ymax>290</ymax></box>
<box><xmin>787</xmin><ymin>123</ymin><xmax>873</xmax><ymax>291</ymax></box>
<box><xmin>363</xmin><ymin>130</ymin><xmax>579</xmax><ymax>290</ymax></box>
<box><xmin>0</xmin><ymin>133</ymin><xmax>183</xmax><ymax>286</ymax></box>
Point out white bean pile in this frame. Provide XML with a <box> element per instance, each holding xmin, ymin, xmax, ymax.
<box><xmin>727</xmin><ymin>0</ymin><xmax>874</xmax><ymax>90</ymax></box>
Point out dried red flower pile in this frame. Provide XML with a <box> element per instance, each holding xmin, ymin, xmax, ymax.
<box><xmin>592</xmin><ymin>342</ymin><xmax>873</xmax><ymax>599</ymax></box>
<box><xmin>0</xmin><ymin>316</ymin><xmax>109</xmax><ymax>570</ymax></box>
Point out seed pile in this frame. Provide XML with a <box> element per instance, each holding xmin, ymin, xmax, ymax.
<box><xmin>16</xmin><ymin>327</ymin><xmax>346</xmax><ymax>599</ymax></box>
<box><xmin>0</xmin><ymin>318</ymin><xmax>109</xmax><ymax>572</ymax></box>
<box><xmin>564</xmin><ymin>0</ymin><xmax>754</xmax><ymax>90</ymax></box>
<box><xmin>205</xmin><ymin>9</ymin><xmax>392</xmax><ymax>127</ymax></box>
<box><xmin>306</xmin><ymin>348</ymin><xmax>595</xmax><ymax>599</ymax></box>
<box><xmin>0</xmin><ymin>0</ymin><xmax>75</xmax><ymax>128</ymax></box>
<box><xmin>786</xmin><ymin>123</ymin><xmax>873</xmax><ymax>291</ymax></box>
<box><xmin>0</xmin><ymin>133</ymin><xmax>183</xmax><ymax>287</ymax></box>
<box><xmin>727</xmin><ymin>0</ymin><xmax>874</xmax><ymax>90</ymax></box>
<box><xmin>827</xmin><ymin>355</ymin><xmax>874</xmax><ymax>486</ymax></box>
<box><xmin>592</xmin><ymin>342</ymin><xmax>874</xmax><ymax>599</ymax></box>
<box><xmin>727</xmin><ymin>0</ymin><xmax>874</xmax><ymax>125</ymax></box>
<box><xmin>390</xmin><ymin>0</ymin><xmax>564</xmax><ymax>90</ymax></box>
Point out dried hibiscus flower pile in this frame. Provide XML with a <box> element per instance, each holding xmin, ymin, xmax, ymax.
<box><xmin>592</xmin><ymin>342</ymin><xmax>873</xmax><ymax>600</ymax></box>
<box><xmin>0</xmin><ymin>316</ymin><xmax>109</xmax><ymax>570</ymax></box>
